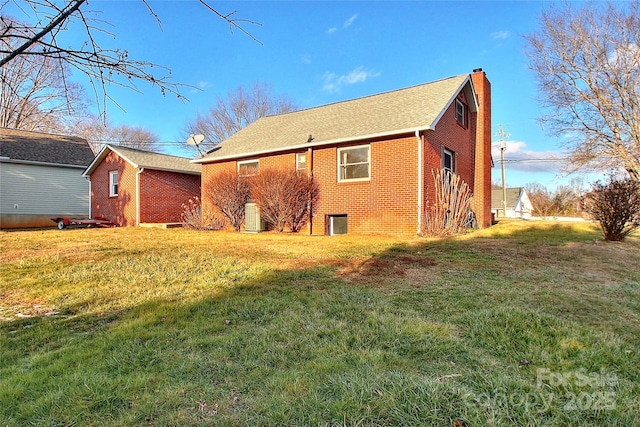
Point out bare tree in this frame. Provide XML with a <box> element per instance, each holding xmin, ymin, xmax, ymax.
<box><xmin>185</xmin><ymin>82</ymin><xmax>297</xmax><ymax>152</ymax></box>
<box><xmin>71</xmin><ymin>114</ymin><xmax>159</xmax><ymax>153</ymax></box>
<box><xmin>0</xmin><ymin>18</ymin><xmax>87</xmax><ymax>132</ymax></box>
<box><xmin>525</xmin><ymin>182</ymin><xmax>555</xmax><ymax>217</ymax></box>
<box><xmin>0</xmin><ymin>1</ymin><xmax>260</xmax><ymax>115</ymax></box>
<box><xmin>526</xmin><ymin>1</ymin><xmax>640</xmax><ymax>182</ymax></box>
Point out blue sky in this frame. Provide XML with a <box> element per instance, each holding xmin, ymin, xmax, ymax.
<box><xmin>7</xmin><ymin>0</ymin><xmax>606</xmax><ymax>189</ymax></box>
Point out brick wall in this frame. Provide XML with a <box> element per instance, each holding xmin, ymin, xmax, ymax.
<box><xmin>471</xmin><ymin>70</ymin><xmax>493</xmax><ymax>228</ymax></box>
<box><xmin>311</xmin><ymin>136</ymin><xmax>418</xmax><ymax>235</ymax></box>
<box><xmin>91</xmin><ymin>151</ymin><xmax>137</xmax><ymax>226</ymax></box>
<box><xmin>140</xmin><ymin>170</ymin><xmax>200</xmax><ymax>223</ymax></box>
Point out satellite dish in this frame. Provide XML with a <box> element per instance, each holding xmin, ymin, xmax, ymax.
<box><xmin>187</xmin><ymin>134</ymin><xmax>205</xmax><ymax>146</ymax></box>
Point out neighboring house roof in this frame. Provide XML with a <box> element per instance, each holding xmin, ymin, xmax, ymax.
<box><xmin>84</xmin><ymin>144</ymin><xmax>201</xmax><ymax>176</ymax></box>
<box><xmin>0</xmin><ymin>128</ymin><xmax>94</xmax><ymax>167</ymax></box>
<box><xmin>491</xmin><ymin>187</ymin><xmax>526</xmax><ymax>209</ymax></box>
<box><xmin>194</xmin><ymin>74</ymin><xmax>475</xmax><ymax>163</ymax></box>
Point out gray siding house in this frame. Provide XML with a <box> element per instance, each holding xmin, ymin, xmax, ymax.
<box><xmin>0</xmin><ymin>128</ymin><xmax>95</xmax><ymax>228</ymax></box>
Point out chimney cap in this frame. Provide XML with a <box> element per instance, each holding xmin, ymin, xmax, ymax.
<box><xmin>473</xmin><ymin>68</ymin><xmax>484</xmax><ymax>73</ymax></box>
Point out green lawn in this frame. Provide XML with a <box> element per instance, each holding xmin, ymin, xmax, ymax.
<box><xmin>1</xmin><ymin>222</ymin><xmax>638</xmax><ymax>426</ymax></box>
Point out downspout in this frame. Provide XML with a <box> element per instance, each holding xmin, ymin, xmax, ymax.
<box><xmin>416</xmin><ymin>130</ymin><xmax>423</xmax><ymax>235</ymax></box>
<box><xmin>307</xmin><ymin>147</ymin><xmax>314</xmax><ymax>235</ymax></box>
<box><xmin>85</xmin><ymin>176</ymin><xmax>92</xmax><ymax>219</ymax></box>
<box><xmin>136</xmin><ymin>168</ymin><xmax>144</xmax><ymax>226</ymax></box>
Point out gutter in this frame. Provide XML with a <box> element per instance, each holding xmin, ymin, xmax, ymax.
<box><xmin>416</xmin><ymin>130</ymin><xmax>423</xmax><ymax>235</ymax></box>
<box><xmin>192</xmin><ymin>125</ymin><xmax>434</xmax><ymax>164</ymax></box>
<box><xmin>136</xmin><ymin>167</ymin><xmax>144</xmax><ymax>226</ymax></box>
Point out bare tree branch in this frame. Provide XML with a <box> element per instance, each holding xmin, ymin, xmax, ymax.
<box><xmin>1</xmin><ymin>0</ymin><xmax>261</xmax><ymax>117</ymax></box>
<box><xmin>526</xmin><ymin>0</ymin><xmax>640</xmax><ymax>181</ymax></box>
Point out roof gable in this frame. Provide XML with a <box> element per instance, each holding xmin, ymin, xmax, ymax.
<box><xmin>0</xmin><ymin>128</ymin><xmax>94</xmax><ymax>167</ymax></box>
<box><xmin>195</xmin><ymin>74</ymin><xmax>473</xmax><ymax>163</ymax></box>
<box><xmin>491</xmin><ymin>188</ymin><xmax>525</xmax><ymax>209</ymax></box>
<box><xmin>84</xmin><ymin>145</ymin><xmax>201</xmax><ymax>176</ymax></box>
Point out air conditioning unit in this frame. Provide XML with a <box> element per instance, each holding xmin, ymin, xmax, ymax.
<box><xmin>244</xmin><ymin>202</ymin><xmax>266</xmax><ymax>232</ymax></box>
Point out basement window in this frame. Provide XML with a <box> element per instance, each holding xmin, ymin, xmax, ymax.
<box><xmin>109</xmin><ymin>170</ymin><xmax>119</xmax><ymax>197</ymax></box>
<box><xmin>328</xmin><ymin>214</ymin><xmax>347</xmax><ymax>235</ymax></box>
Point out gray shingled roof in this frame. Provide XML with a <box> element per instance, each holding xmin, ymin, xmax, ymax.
<box><xmin>0</xmin><ymin>128</ymin><xmax>94</xmax><ymax>167</ymax></box>
<box><xmin>491</xmin><ymin>188</ymin><xmax>524</xmax><ymax>209</ymax></box>
<box><xmin>195</xmin><ymin>74</ymin><xmax>473</xmax><ymax>163</ymax></box>
<box><xmin>84</xmin><ymin>145</ymin><xmax>201</xmax><ymax>176</ymax></box>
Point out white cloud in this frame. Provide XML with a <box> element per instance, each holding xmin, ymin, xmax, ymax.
<box><xmin>322</xmin><ymin>66</ymin><xmax>380</xmax><ymax>93</ymax></box>
<box><xmin>189</xmin><ymin>81</ymin><xmax>212</xmax><ymax>94</ymax></box>
<box><xmin>343</xmin><ymin>14</ymin><xmax>358</xmax><ymax>28</ymax></box>
<box><xmin>327</xmin><ymin>14</ymin><xmax>358</xmax><ymax>35</ymax></box>
<box><xmin>301</xmin><ymin>54</ymin><xmax>312</xmax><ymax>65</ymax></box>
<box><xmin>490</xmin><ymin>30</ymin><xmax>511</xmax><ymax>40</ymax></box>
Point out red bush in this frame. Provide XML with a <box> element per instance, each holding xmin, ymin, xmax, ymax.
<box><xmin>251</xmin><ymin>168</ymin><xmax>320</xmax><ymax>232</ymax></box>
<box><xmin>205</xmin><ymin>170</ymin><xmax>251</xmax><ymax>231</ymax></box>
<box><xmin>584</xmin><ymin>176</ymin><xmax>640</xmax><ymax>241</ymax></box>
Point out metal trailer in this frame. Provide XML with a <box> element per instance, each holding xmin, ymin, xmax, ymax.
<box><xmin>51</xmin><ymin>216</ymin><xmax>116</xmax><ymax>229</ymax></box>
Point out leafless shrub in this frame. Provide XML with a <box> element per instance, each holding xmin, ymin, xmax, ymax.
<box><xmin>285</xmin><ymin>172</ymin><xmax>320</xmax><ymax>233</ymax></box>
<box><xmin>205</xmin><ymin>170</ymin><xmax>251</xmax><ymax>232</ymax></box>
<box><xmin>251</xmin><ymin>168</ymin><xmax>320</xmax><ymax>232</ymax></box>
<box><xmin>583</xmin><ymin>176</ymin><xmax>640</xmax><ymax>241</ymax></box>
<box><xmin>180</xmin><ymin>197</ymin><xmax>225</xmax><ymax>230</ymax></box>
<box><xmin>421</xmin><ymin>169</ymin><xmax>474</xmax><ymax>237</ymax></box>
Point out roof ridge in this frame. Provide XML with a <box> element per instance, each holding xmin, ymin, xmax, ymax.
<box><xmin>259</xmin><ymin>74</ymin><xmax>469</xmax><ymax>120</ymax></box>
<box><xmin>0</xmin><ymin>127</ymin><xmax>87</xmax><ymax>142</ymax></box>
<box><xmin>107</xmin><ymin>144</ymin><xmax>193</xmax><ymax>160</ymax></box>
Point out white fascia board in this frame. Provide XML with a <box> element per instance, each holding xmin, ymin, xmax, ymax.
<box><xmin>82</xmin><ymin>145</ymin><xmax>138</xmax><ymax>177</ymax></box>
<box><xmin>428</xmin><ymin>75</ymin><xmax>475</xmax><ymax>131</ymax></box>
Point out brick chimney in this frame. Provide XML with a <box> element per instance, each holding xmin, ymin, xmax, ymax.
<box><xmin>471</xmin><ymin>69</ymin><xmax>492</xmax><ymax>228</ymax></box>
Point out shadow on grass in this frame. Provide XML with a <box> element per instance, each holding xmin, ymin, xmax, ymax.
<box><xmin>1</xmin><ymin>222</ymin><xmax>639</xmax><ymax>426</ymax></box>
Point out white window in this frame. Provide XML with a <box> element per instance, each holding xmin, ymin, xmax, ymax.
<box><xmin>238</xmin><ymin>160</ymin><xmax>259</xmax><ymax>177</ymax></box>
<box><xmin>443</xmin><ymin>148</ymin><xmax>454</xmax><ymax>173</ymax></box>
<box><xmin>109</xmin><ymin>170</ymin><xmax>119</xmax><ymax>196</ymax></box>
<box><xmin>296</xmin><ymin>153</ymin><xmax>307</xmax><ymax>171</ymax></box>
<box><xmin>338</xmin><ymin>145</ymin><xmax>370</xmax><ymax>182</ymax></box>
<box><xmin>455</xmin><ymin>99</ymin><xmax>466</xmax><ymax>127</ymax></box>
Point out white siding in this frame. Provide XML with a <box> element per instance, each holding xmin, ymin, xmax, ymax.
<box><xmin>0</xmin><ymin>162</ymin><xmax>89</xmax><ymax>216</ymax></box>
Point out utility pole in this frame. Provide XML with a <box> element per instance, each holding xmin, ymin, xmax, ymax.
<box><xmin>498</xmin><ymin>125</ymin><xmax>509</xmax><ymax>218</ymax></box>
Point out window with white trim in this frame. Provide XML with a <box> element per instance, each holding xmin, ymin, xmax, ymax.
<box><xmin>455</xmin><ymin>98</ymin><xmax>466</xmax><ymax>127</ymax></box>
<box><xmin>443</xmin><ymin>148</ymin><xmax>455</xmax><ymax>173</ymax></box>
<box><xmin>296</xmin><ymin>153</ymin><xmax>307</xmax><ymax>171</ymax></box>
<box><xmin>338</xmin><ymin>145</ymin><xmax>370</xmax><ymax>181</ymax></box>
<box><xmin>109</xmin><ymin>170</ymin><xmax>119</xmax><ymax>196</ymax></box>
<box><xmin>238</xmin><ymin>160</ymin><xmax>259</xmax><ymax>177</ymax></box>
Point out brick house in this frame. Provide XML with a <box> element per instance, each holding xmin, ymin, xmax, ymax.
<box><xmin>194</xmin><ymin>70</ymin><xmax>492</xmax><ymax>235</ymax></box>
<box><xmin>83</xmin><ymin>145</ymin><xmax>201</xmax><ymax>226</ymax></box>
